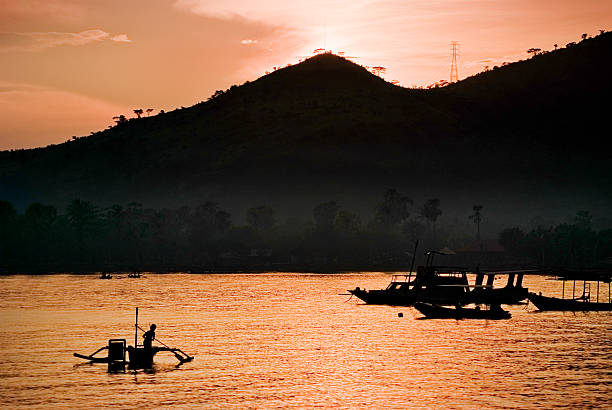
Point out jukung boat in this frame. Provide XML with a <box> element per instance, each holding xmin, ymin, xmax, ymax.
<box><xmin>414</xmin><ymin>302</ymin><xmax>511</xmax><ymax>320</ymax></box>
<box><xmin>528</xmin><ymin>271</ymin><xmax>612</xmax><ymax>311</ymax></box>
<box><xmin>74</xmin><ymin>308</ymin><xmax>193</xmax><ymax>369</ymax></box>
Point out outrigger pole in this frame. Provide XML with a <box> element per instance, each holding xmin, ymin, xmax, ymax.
<box><xmin>136</xmin><ymin>324</ymin><xmax>194</xmax><ymax>362</ymax></box>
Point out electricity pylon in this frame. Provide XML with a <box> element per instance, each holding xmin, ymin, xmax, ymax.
<box><xmin>450</xmin><ymin>41</ymin><xmax>460</xmax><ymax>83</ymax></box>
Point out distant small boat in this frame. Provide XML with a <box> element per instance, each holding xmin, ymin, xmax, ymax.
<box><xmin>99</xmin><ymin>272</ymin><xmax>112</xmax><ymax>279</ymax></box>
<box><xmin>127</xmin><ymin>271</ymin><xmax>141</xmax><ymax>278</ymax></box>
<box><xmin>414</xmin><ymin>302</ymin><xmax>511</xmax><ymax>320</ymax></box>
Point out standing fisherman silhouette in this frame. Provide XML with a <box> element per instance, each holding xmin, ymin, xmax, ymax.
<box><xmin>143</xmin><ymin>324</ymin><xmax>156</xmax><ymax>351</ymax></box>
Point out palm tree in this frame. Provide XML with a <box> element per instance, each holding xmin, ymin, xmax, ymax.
<box><xmin>146</xmin><ymin>108</ymin><xmax>154</xmax><ymax>117</ymax></box>
<box><xmin>469</xmin><ymin>205</ymin><xmax>483</xmax><ymax>241</ymax></box>
<box><xmin>419</xmin><ymin>199</ymin><xmax>442</xmax><ymax>236</ymax></box>
<box><xmin>133</xmin><ymin>109</ymin><xmax>144</xmax><ymax>118</ymax></box>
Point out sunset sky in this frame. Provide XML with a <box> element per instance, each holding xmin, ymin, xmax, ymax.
<box><xmin>1</xmin><ymin>0</ymin><xmax>610</xmax><ymax>150</ymax></box>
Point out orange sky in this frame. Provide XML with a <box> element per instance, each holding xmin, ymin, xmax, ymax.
<box><xmin>1</xmin><ymin>0</ymin><xmax>611</xmax><ymax>150</ymax></box>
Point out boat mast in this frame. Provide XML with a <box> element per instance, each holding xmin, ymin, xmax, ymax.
<box><xmin>135</xmin><ymin>307</ymin><xmax>138</xmax><ymax>348</ymax></box>
<box><xmin>409</xmin><ymin>240</ymin><xmax>419</xmax><ymax>275</ymax></box>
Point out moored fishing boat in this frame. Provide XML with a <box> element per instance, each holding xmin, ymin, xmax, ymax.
<box><xmin>414</xmin><ymin>302</ymin><xmax>511</xmax><ymax>320</ymax></box>
<box><xmin>349</xmin><ymin>249</ymin><xmax>470</xmax><ymax>306</ymax></box>
<box><xmin>528</xmin><ymin>271</ymin><xmax>612</xmax><ymax>311</ymax></box>
<box><xmin>528</xmin><ymin>292</ymin><xmax>612</xmax><ymax>311</ymax></box>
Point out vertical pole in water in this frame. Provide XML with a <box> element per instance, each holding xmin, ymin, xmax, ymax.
<box><xmin>135</xmin><ymin>307</ymin><xmax>139</xmax><ymax>348</ymax></box>
<box><xmin>597</xmin><ymin>281</ymin><xmax>600</xmax><ymax>303</ymax></box>
<box><xmin>562</xmin><ymin>280</ymin><xmax>565</xmax><ymax>299</ymax></box>
<box><xmin>409</xmin><ymin>240</ymin><xmax>419</xmax><ymax>275</ymax></box>
<box><xmin>572</xmin><ymin>280</ymin><xmax>576</xmax><ymax>299</ymax></box>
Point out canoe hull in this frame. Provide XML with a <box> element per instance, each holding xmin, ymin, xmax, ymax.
<box><xmin>528</xmin><ymin>292</ymin><xmax>612</xmax><ymax>311</ymax></box>
<box><xmin>414</xmin><ymin>302</ymin><xmax>511</xmax><ymax>320</ymax></box>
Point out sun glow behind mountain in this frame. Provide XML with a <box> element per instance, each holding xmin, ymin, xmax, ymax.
<box><xmin>1</xmin><ymin>0</ymin><xmax>611</xmax><ymax>149</ymax></box>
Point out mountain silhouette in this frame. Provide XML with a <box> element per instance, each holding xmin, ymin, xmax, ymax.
<box><xmin>2</xmin><ymin>32</ymin><xmax>611</xmax><ymax>224</ymax></box>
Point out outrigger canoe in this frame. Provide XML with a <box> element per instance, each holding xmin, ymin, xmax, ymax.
<box><xmin>74</xmin><ymin>308</ymin><xmax>193</xmax><ymax>368</ymax></box>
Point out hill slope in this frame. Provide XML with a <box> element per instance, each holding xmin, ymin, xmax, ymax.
<box><xmin>1</xmin><ymin>33</ymin><xmax>612</xmax><ymax>223</ymax></box>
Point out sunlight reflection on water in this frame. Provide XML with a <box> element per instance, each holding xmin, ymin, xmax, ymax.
<box><xmin>0</xmin><ymin>273</ymin><xmax>611</xmax><ymax>408</ymax></box>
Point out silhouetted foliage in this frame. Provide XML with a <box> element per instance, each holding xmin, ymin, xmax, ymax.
<box><xmin>1</xmin><ymin>198</ymin><xmax>611</xmax><ymax>273</ymax></box>
<box><xmin>499</xmin><ymin>227</ymin><xmax>526</xmax><ymax>256</ymax></box>
<box><xmin>313</xmin><ymin>202</ymin><xmax>339</xmax><ymax>232</ymax></box>
<box><xmin>419</xmin><ymin>199</ymin><xmax>442</xmax><ymax>235</ymax></box>
<box><xmin>469</xmin><ymin>205</ymin><xmax>483</xmax><ymax>240</ymax></box>
<box><xmin>112</xmin><ymin>115</ymin><xmax>127</xmax><ymax>125</ymax></box>
<box><xmin>246</xmin><ymin>206</ymin><xmax>276</xmax><ymax>233</ymax></box>
<box><xmin>499</xmin><ymin>211</ymin><xmax>612</xmax><ymax>268</ymax></box>
<box><xmin>335</xmin><ymin>209</ymin><xmax>361</xmax><ymax>234</ymax></box>
<box><xmin>67</xmin><ymin>199</ymin><xmax>100</xmax><ymax>253</ymax></box>
<box><xmin>374</xmin><ymin>189</ymin><xmax>412</xmax><ymax>231</ymax></box>
<box><xmin>527</xmin><ymin>48</ymin><xmax>542</xmax><ymax>57</ymax></box>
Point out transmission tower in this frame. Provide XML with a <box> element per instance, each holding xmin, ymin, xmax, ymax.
<box><xmin>450</xmin><ymin>41</ymin><xmax>459</xmax><ymax>83</ymax></box>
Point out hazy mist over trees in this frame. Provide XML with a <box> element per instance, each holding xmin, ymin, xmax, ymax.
<box><xmin>1</xmin><ymin>191</ymin><xmax>611</xmax><ymax>273</ymax></box>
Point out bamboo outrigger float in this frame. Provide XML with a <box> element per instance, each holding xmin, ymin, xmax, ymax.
<box><xmin>73</xmin><ymin>308</ymin><xmax>193</xmax><ymax>368</ymax></box>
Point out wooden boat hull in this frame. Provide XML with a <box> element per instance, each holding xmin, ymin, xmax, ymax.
<box><xmin>349</xmin><ymin>285</ymin><xmax>468</xmax><ymax>307</ymax></box>
<box><xmin>127</xmin><ymin>347</ymin><xmax>157</xmax><ymax>367</ymax></box>
<box><xmin>528</xmin><ymin>292</ymin><xmax>612</xmax><ymax>311</ymax></box>
<box><xmin>349</xmin><ymin>288</ymin><xmax>415</xmax><ymax>306</ymax></box>
<box><xmin>74</xmin><ymin>346</ymin><xmax>192</xmax><ymax>368</ymax></box>
<box><xmin>414</xmin><ymin>302</ymin><xmax>511</xmax><ymax>320</ymax></box>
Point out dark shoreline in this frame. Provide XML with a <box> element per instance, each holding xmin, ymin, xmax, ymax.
<box><xmin>0</xmin><ymin>267</ymin><xmax>408</xmax><ymax>275</ymax></box>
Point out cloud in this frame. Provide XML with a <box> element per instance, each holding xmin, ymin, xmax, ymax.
<box><xmin>0</xmin><ymin>29</ymin><xmax>132</xmax><ymax>52</ymax></box>
<box><xmin>175</xmin><ymin>0</ymin><xmax>373</xmax><ymax>22</ymax></box>
<box><xmin>240</xmin><ymin>39</ymin><xmax>257</xmax><ymax>45</ymax></box>
<box><xmin>110</xmin><ymin>34</ymin><xmax>132</xmax><ymax>43</ymax></box>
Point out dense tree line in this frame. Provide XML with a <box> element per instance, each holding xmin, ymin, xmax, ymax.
<box><xmin>499</xmin><ymin>211</ymin><xmax>612</xmax><ymax>269</ymax></box>
<box><xmin>0</xmin><ymin>190</ymin><xmax>468</xmax><ymax>273</ymax></box>
<box><xmin>2</xmin><ymin>194</ymin><xmax>610</xmax><ymax>273</ymax></box>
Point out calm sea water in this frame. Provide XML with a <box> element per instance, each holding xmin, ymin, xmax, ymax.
<box><xmin>0</xmin><ymin>273</ymin><xmax>611</xmax><ymax>408</ymax></box>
